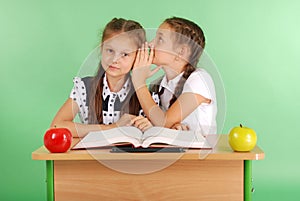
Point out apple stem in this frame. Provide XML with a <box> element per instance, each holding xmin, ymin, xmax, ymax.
<box><xmin>240</xmin><ymin>124</ymin><xmax>243</xmax><ymax>128</ymax></box>
<box><xmin>54</xmin><ymin>125</ymin><xmax>56</xmax><ymax>128</ymax></box>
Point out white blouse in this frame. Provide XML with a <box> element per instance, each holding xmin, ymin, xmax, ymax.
<box><xmin>158</xmin><ymin>68</ymin><xmax>217</xmax><ymax>135</ymax></box>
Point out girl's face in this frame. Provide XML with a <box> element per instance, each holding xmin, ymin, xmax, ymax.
<box><xmin>152</xmin><ymin>23</ymin><xmax>177</xmax><ymax>66</ymax></box>
<box><xmin>101</xmin><ymin>33</ymin><xmax>137</xmax><ymax>79</ymax></box>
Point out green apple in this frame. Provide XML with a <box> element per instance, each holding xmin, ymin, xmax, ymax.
<box><xmin>228</xmin><ymin>124</ymin><xmax>257</xmax><ymax>152</ymax></box>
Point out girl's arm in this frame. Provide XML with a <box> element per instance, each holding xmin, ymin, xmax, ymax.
<box><xmin>51</xmin><ymin>98</ymin><xmax>121</xmax><ymax>137</ymax></box>
<box><xmin>133</xmin><ymin>85</ymin><xmax>209</xmax><ymax>128</ymax></box>
<box><xmin>132</xmin><ymin>43</ymin><xmax>210</xmax><ymax>128</ymax></box>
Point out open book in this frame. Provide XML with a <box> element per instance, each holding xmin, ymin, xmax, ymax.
<box><xmin>72</xmin><ymin>126</ymin><xmax>211</xmax><ymax>149</ymax></box>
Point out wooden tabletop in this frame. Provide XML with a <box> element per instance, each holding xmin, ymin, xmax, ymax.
<box><xmin>32</xmin><ymin>135</ymin><xmax>264</xmax><ymax>161</ymax></box>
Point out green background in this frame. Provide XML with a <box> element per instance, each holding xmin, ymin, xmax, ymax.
<box><xmin>1</xmin><ymin>0</ymin><xmax>300</xmax><ymax>200</ymax></box>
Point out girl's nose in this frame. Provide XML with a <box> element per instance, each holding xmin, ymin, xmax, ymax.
<box><xmin>112</xmin><ymin>54</ymin><xmax>120</xmax><ymax>63</ymax></box>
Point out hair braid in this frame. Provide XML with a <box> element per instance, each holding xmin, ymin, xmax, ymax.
<box><xmin>169</xmin><ymin>64</ymin><xmax>195</xmax><ymax>106</ymax></box>
<box><xmin>164</xmin><ymin>17</ymin><xmax>205</xmax><ymax>107</ymax></box>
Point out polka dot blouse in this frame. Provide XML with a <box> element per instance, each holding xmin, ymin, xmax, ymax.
<box><xmin>69</xmin><ymin>74</ymin><xmax>160</xmax><ymax>125</ymax></box>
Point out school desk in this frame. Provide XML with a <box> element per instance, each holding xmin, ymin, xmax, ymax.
<box><xmin>32</xmin><ymin>134</ymin><xmax>264</xmax><ymax>201</ymax></box>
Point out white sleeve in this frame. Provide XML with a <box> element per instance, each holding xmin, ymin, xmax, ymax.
<box><xmin>69</xmin><ymin>77</ymin><xmax>89</xmax><ymax>123</ymax></box>
<box><xmin>69</xmin><ymin>77</ymin><xmax>85</xmax><ymax>106</ymax></box>
<box><xmin>182</xmin><ymin>69</ymin><xmax>215</xmax><ymax>101</ymax></box>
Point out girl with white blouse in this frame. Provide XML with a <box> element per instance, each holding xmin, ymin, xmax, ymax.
<box><xmin>132</xmin><ymin>17</ymin><xmax>217</xmax><ymax>135</ymax></box>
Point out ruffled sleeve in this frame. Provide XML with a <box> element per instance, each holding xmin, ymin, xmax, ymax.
<box><xmin>69</xmin><ymin>77</ymin><xmax>89</xmax><ymax>123</ymax></box>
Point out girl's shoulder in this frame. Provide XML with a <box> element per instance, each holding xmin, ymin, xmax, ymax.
<box><xmin>73</xmin><ymin>76</ymin><xmax>94</xmax><ymax>86</ymax></box>
<box><xmin>81</xmin><ymin>76</ymin><xmax>94</xmax><ymax>87</ymax></box>
<box><xmin>186</xmin><ymin>68</ymin><xmax>213</xmax><ymax>83</ymax></box>
<box><xmin>190</xmin><ymin>68</ymin><xmax>210</xmax><ymax>77</ymax></box>
<box><xmin>72</xmin><ymin>76</ymin><xmax>94</xmax><ymax>103</ymax></box>
<box><xmin>183</xmin><ymin>68</ymin><xmax>215</xmax><ymax>97</ymax></box>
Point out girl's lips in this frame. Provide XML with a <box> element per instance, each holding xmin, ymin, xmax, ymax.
<box><xmin>108</xmin><ymin>65</ymin><xmax>119</xmax><ymax>70</ymax></box>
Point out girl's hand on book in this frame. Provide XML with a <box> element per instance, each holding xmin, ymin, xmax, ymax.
<box><xmin>131</xmin><ymin>116</ymin><xmax>153</xmax><ymax>132</ymax></box>
<box><xmin>116</xmin><ymin>114</ymin><xmax>136</xmax><ymax>127</ymax></box>
<box><xmin>171</xmin><ymin>123</ymin><xmax>189</xmax><ymax>131</ymax></box>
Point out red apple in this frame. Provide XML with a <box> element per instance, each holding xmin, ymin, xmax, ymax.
<box><xmin>44</xmin><ymin>127</ymin><xmax>72</xmax><ymax>153</ymax></box>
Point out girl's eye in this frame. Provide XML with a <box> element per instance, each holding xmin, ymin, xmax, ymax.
<box><xmin>106</xmin><ymin>49</ymin><xmax>114</xmax><ymax>54</ymax></box>
<box><xmin>121</xmin><ymin>53</ymin><xmax>129</xmax><ymax>57</ymax></box>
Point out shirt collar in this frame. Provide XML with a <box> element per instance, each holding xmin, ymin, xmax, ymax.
<box><xmin>159</xmin><ymin>72</ymin><xmax>184</xmax><ymax>94</ymax></box>
<box><xmin>102</xmin><ymin>74</ymin><xmax>131</xmax><ymax>102</ymax></box>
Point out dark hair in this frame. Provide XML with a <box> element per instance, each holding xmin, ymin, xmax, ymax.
<box><xmin>152</xmin><ymin>17</ymin><xmax>206</xmax><ymax>107</ymax></box>
<box><xmin>88</xmin><ymin>18</ymin><xmax>145</xmax><ymax>124</ymax></box>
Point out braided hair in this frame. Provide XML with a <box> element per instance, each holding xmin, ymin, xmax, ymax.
<box><xmin>152</xmin><ymin>17</ymin><xmax>206</xmax><ymax>107</ymax></box>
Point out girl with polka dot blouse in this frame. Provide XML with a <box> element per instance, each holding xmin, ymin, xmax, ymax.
<box><xmin>51</xmin><ymin>18</ymin><xmax>155</xmax><ymax>137</ymax></box>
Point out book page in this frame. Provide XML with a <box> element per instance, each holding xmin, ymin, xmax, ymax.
<box><xmin>141</xmin><ymin>127</ymin><xmax>211</xmax><ymax>148</ymax></box>
<box><xmin>72</xmin><ymin>126</ymin><xmax>143</xmax><ymax>149</ymax></box>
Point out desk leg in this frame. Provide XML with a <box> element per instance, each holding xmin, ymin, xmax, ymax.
<box><xmin>46</xmin><ymin>160</ymin><xmax>54</xmax><ymax>201</ymax></box>
<box><xmin>244</xmin><ymin>160</ymin><xmax>252</xmax><ymax>201</ymax></box>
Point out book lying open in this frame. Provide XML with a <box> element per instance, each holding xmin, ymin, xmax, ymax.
<box><xmin>72</xmin><ymin>126</ymin><xmax>212</xmax><ymax>150</ymax></box>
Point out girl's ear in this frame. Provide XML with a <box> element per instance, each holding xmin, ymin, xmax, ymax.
<box><xmin>175</xmin><ymin>45</ymin><xmax>190</xmax><ymax>62</ymax></box>
<box><xmin>180</xmin><ymin>45</ymin><xmax>190</xmax><ymax>58</ymax></box>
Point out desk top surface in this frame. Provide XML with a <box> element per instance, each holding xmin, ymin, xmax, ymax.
<box><xmin>32</xmin><ymin>135</ymin><xmax>264</xmax><ymax>161</ymax></box>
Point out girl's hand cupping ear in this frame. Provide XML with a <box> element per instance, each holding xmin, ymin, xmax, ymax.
<box><xmin>132</xmin><ymin>42</ymin><xmax>161</xmax><ymax>88</ymax></box>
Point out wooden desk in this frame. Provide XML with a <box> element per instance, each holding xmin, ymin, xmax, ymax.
<box><xmin>32</xmin><ymin>135</ymin><xmax>264</xmax><ymax>201</ymax></box>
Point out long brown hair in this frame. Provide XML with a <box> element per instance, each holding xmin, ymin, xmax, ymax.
<box><xmin>88</xmin><ymin>18</ymin><xmax>145</xmax><ymax>124</ymax></box>
<box><xmin>152</xmin><ymin>17</ymin><xmax>206</xmax><ymax>107</ymax></box>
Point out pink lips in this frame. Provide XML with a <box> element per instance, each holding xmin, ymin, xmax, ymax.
<box><xmin>108</xmin><ymin>65</ymin><xmax>119</xmax><ymax>70</ymax></box>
